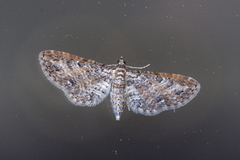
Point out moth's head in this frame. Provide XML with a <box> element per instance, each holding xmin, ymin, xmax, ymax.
<box><xmin>117</xmin><ymin>56</ymin><xmax>126</xmax><ymax>65</ymax></box>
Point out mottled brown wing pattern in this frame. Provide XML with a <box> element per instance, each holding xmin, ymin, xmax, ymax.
<box><xmin>126</xmin><ymin>70</ymin><xmax>200</xmax><ymax>116</ymax></box>
<box><xmin>39</xmin><ymin>50</ymin><xmax>112</xmax><ymax>106</ymax></box>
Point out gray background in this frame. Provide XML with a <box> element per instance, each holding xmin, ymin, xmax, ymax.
<box><xmin>1</xmin><ymin>0</ymin><xmax>239</xmax><ymax>159</ymax></box>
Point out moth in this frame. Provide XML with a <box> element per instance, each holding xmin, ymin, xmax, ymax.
<box><xmin>39</xmin><ymin>50</ymin><xmax>200</xmax><ymax>121</ymax></box>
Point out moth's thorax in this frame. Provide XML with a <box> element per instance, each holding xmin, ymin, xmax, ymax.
<box><xmin>110</xmin><ymin>65</ymin><xmax>127</xmax><ymax>121</ymax></box>
<box><xmin>117</xmin><ymin>56</ymin><xmax>126</xmax><ymax>65</ymax></box>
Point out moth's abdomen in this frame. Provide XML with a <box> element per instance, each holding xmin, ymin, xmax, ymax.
<box><xmin>110</xmin><ymin>68</ymin><xmax>126</xmax><ymax>121</ymax></box>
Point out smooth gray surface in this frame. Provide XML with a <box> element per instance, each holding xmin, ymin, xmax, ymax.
<box><xmin>1</xmin><ymin>0</ymin><xmax>239</xmax><ymax>159</ymax></box>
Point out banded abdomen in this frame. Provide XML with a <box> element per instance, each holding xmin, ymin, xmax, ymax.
<box><xmin>110</xmin><ymin>66</ymin><xmax>126</xmax><ymax>121</ymax></box>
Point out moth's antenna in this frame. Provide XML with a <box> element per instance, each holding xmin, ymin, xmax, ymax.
<box><xmin>126</xmin><ymin>64</ymin><xmax>150</xmax><ymax>69</ymax></box>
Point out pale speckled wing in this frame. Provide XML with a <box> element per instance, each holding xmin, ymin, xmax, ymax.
<box><xmin>39</xmin><ymin>50</ymin><xmax>112</xmax><ymax>106</ymax></box>
<box><xmin>126</xmin><ymin>70</ymin><xmax>200</xmax><ymax>116</ymax></box>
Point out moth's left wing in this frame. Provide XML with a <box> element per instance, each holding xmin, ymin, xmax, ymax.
<box><xmin>39</xmin><ymin>50</ymin><xmax>112</xmax><ymax>106</ymax></box>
